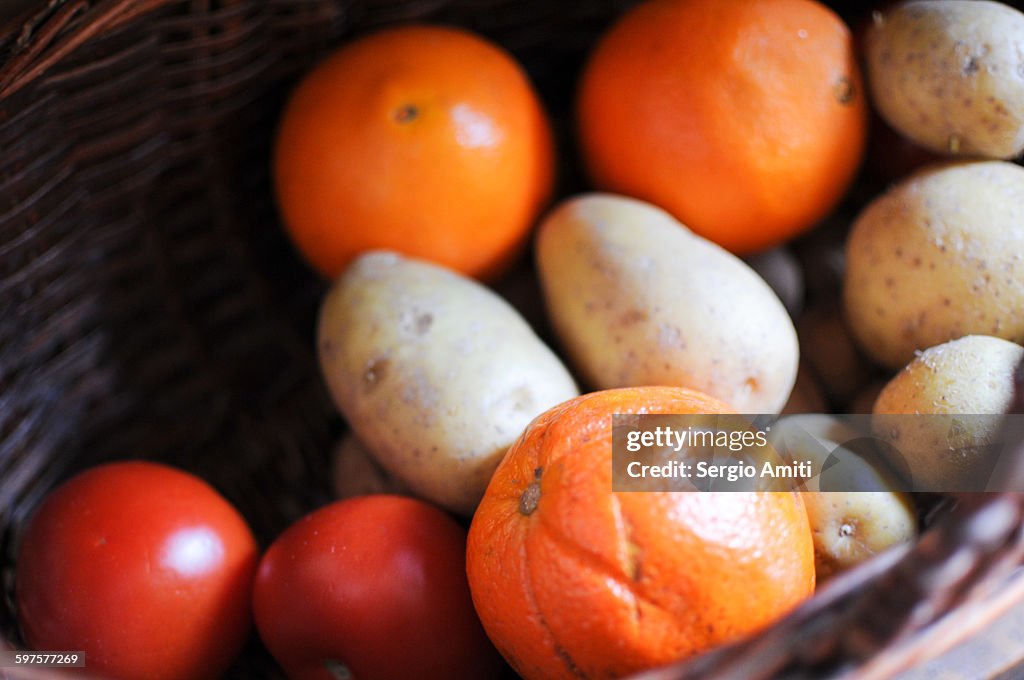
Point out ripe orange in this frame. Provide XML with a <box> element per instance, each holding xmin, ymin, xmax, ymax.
<box><xmin>466</xmin><ymin>387</ymin><xmax>815</xmax><ymax>680</ymax></box>
<box><xmin>576</xmin><ymin>0</ymin><xmax>866</xmax><ymax>254</ymax></box>
<box><xmin>274</xmin><ymin>25</ymin><xmax>554</xmax><ymax>281</ymax></box>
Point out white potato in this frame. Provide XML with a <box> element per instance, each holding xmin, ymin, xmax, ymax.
<box><xmin>801</xmin><ymin>491</ymin><xmax>917</xmax><ymax>580</ymax></box>
<box><xmin>844</xmin><ymin>161</ymin><xmax>1024</xmax><ymax>368</ymax></box>
<box><xmin>873</xmin><ymin>334</ymin><xmax>1023</xmax><ymax>491</ymax></box>
<box><xmin>865</xmin><ymin>0</ymin><xmax>1024</xmax><ymax>158</ymax></box>
<box><xmin>536</xmin><ymin>194</ymin><xmax>798</xmax><ymax>413</ymax></box>
<box><xmin>769</xmin><ymin>415</ymin><xmax>917</xmax><ymax>579</ymax></box>
<box><xmin>318</xmin><ymin>251</ymin><xmax>579</xmax><ymax>515</ymax></box>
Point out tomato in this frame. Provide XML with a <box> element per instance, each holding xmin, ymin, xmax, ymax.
<box><xmin>15</xmin><ymin>461</ymin><xmax>258</xmax><ymax>680</ymax></box>
<box><xmin>253</xmin><ymin>495</ymin><xmax>503</xmax><ymax>680</ymax></box>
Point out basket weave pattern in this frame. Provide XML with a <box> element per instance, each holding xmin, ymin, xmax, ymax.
<box><xmin>2</xmin><ymin>1</ymin><xmax>1024</xmax><ymax>678</ymax></box>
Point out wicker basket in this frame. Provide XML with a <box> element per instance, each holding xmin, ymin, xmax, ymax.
<box><xmin>3</xmin><ymin>1</ymin><xmax>1024</xmax><ymax>678</ymax></box>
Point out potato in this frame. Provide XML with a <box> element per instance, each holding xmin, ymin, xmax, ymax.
<box><xmin>873</xmin><ymin>335</ymin><xmax>1024</xmax><ymax>491</ymax></box>
<box><xmin>844</xmin><ymin>161</ymin><xmax>1024</xmax><ymax>369</ymax></box>
<box><xmin>536</xmin><ymin>194</ymin><xmax>798</xmax><ymax>413</ymax></box>
<box><xmin>865</xmin><ymin>0</ymin><xmax>1024</xmax><ymax>159</ymax></box>
<box><xmin>331</xmin><ymin>433</ymin><xmax>409</xmax><ymax>500</ymax></box>
<box><xmin>318</xmin><ymin>251</ymin><xmax>579</xmax><ymax>515</ymax></box>
<box><xmin>769</xmin><ymin>415</ymin><xmax>917</xmax><ymax>580</ymax></box>
<box><xmin>801</xmin><ymin>491</ymin><xmax>917</xmax><ymax>580</ymax></box>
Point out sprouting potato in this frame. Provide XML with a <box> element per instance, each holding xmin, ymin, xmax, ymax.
<box><xmin>865</xmin><ymin>0</ymin><xmax>1024</xmax><ymax>159</ymax></box>
<box><xmin>318</xmin><ymin>251</ymin><xmax>579</xmax><ymax>515</ymax></box>
<box><xmin>536</xmin><ymin>194</ymin><xmax>798</xmax><ymax>413</ymax></box>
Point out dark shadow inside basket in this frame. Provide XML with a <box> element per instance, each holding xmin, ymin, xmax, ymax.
<box><xmin>2</xmin><ymin>1</ymin><xmax>1022</xmax><ymax>679</ymax></box>
<box><xmin>0</xmin><ymin>1</ymin><xmax>345</xmax><ymax>659</ymax></box>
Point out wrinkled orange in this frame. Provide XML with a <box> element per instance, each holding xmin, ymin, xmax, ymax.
<box><xmin>466</xmin><ymin>387</ymin><xmax>815</xmax><ymax>680</ymax></box>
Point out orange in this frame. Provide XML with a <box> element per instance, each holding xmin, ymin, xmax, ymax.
<box><xmin>273</xmin><ymin>25</ymin><xmax>554</xmax><ymax>280</ymax></box>
<box><xmin>466</xmin><ymin>387</ymin><xmax>815</xmax><ymax>680</ymax></box>
<box><xmin>576</xmin><ymin>0</ymin><xmax>866</xmax><ymax>254</ymax></box>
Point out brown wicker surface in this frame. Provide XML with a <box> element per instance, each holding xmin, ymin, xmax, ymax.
<box><xmin>2</xmin><ymin>1</ymin><xmax>1024</xmax><ymax>679</ymax></box>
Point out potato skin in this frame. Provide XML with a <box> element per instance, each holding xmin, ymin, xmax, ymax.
<box><xmin>843</xmin><ymin>161</ymin><xmax>1024</xmax><ymax>369</ymax></box>
<box><xmin>801</xmin><ymin>491</ymin><xmax>917</xmax><ymax>580</ymax></box>
<box><xmin>865</xmin><ymin>0</ymin><xmax>1024</xmax><ymax>159</ymax></box>
<box><xmin>873</xmin><ymin>335</ymin><xmax>1024</xmax><ymax>491</ymax></box>
<box><xmin>536</xmin><ymin>194</ymin><xmax>798</xmax><ymax>413</ymax></box>
<box><xmin>768</xmin><ymin>416</ymin><xmax>918</xmax><ymax>579</ymax></box>
<box><xmin>317</xmin><ymin>251</ymin><xmax>578</xmax><ymax>515</ymax></box>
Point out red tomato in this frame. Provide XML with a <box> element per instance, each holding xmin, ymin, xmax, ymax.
<box><xmin>16</xmin><ymin>461</ymin><xmax>258</xmax><ymax>680</ymax></box>
<box><xmin>253</xmin><ymin>495</ymin><xmax>503</xmax><ymax>680</ymax></box>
